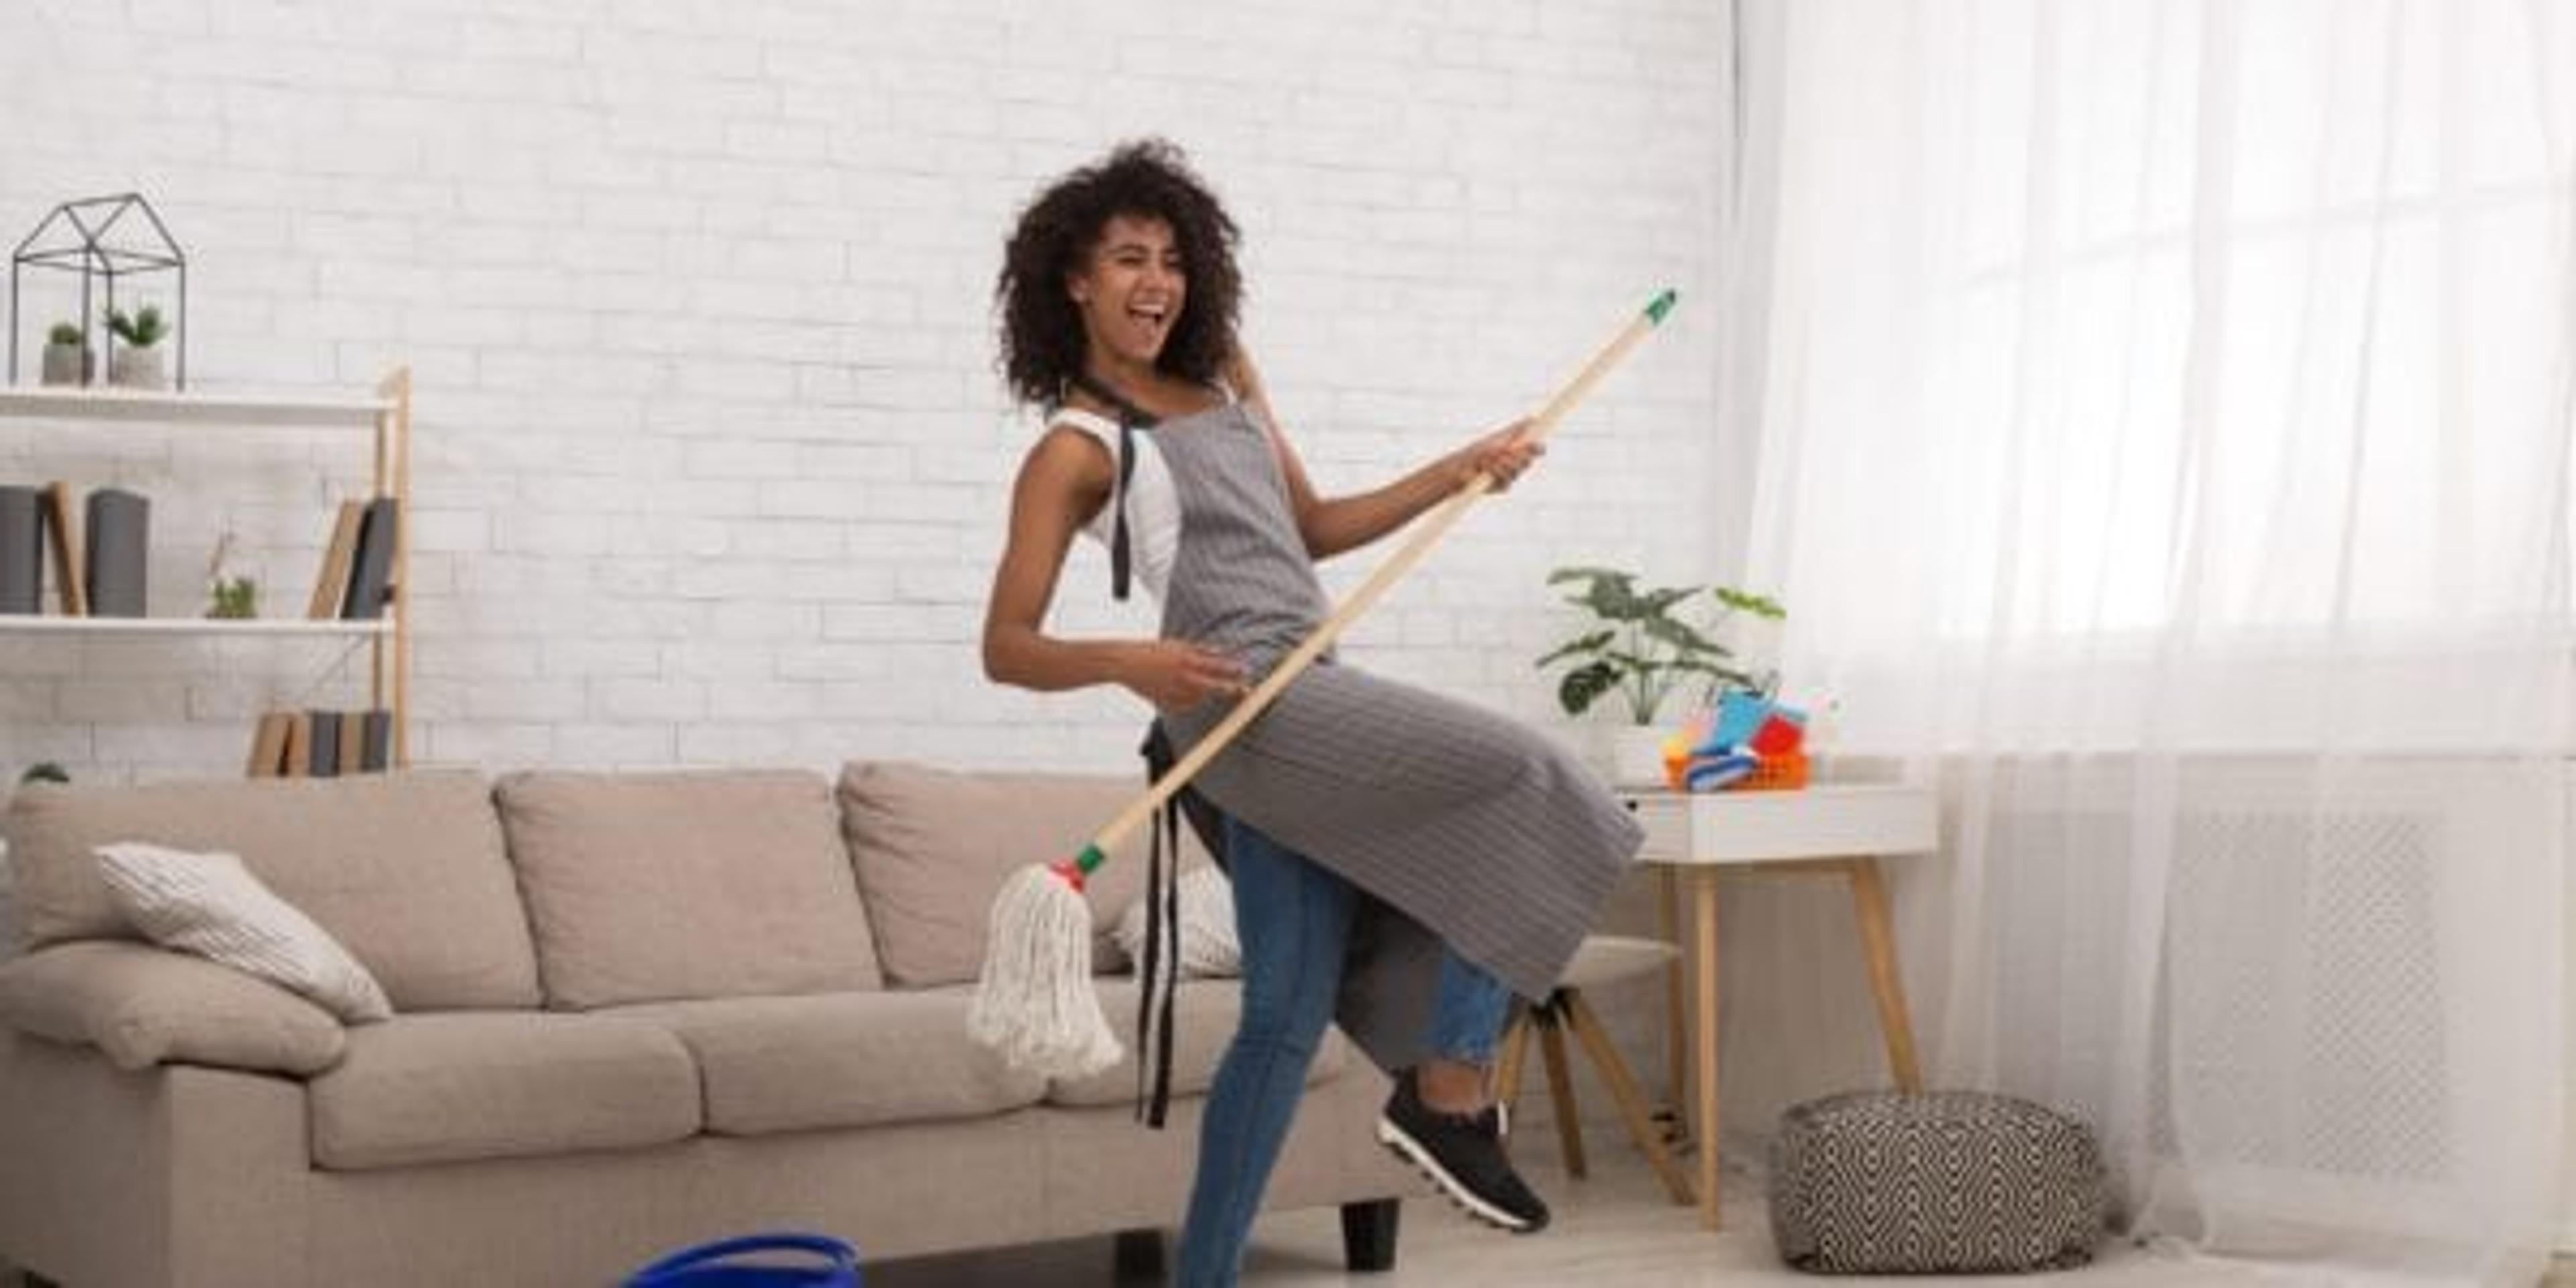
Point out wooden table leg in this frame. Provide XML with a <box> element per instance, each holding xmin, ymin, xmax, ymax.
<box><xmin>1692</xmin><ymin>867</ymin><xmax>1723</xmax><ymax>1229</ymax></box>
<box><xmin>1659</xmin><ymin>865</ymin><xmax>1688</xmax><ymax>1119</ymax></box>
<box><xmin>1845</xmin><ymin>857</ymin><xmax>1923</xmax><ymax>1091</ymax></box>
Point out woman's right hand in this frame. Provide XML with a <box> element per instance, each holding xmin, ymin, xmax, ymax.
<box><xmin>1119</xmin><ymin>640</ymin><xmax>1251</xmax><ymax>712</ymax></box>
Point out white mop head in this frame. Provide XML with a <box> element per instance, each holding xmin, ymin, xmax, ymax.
<box><xmin>967</xmin><ymin>862</ymin><xmax>1122</xmax><ymax>1078</ymax></box>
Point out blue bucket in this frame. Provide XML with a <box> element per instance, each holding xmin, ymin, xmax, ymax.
<box><xmin>625</xmin><ymin>1234</ymin><xmax>862</xmax><ymax>1288</ymax></box>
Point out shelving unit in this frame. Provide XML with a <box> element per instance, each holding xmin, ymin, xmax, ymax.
<box><xmin>0</xmin><ymin>387</ymin><xmax>388</xmax><ymax>426</ymax></box>
<box><xmin>0</xmin><ymin>616</ymin><xmax>394</xmax><ymax>637</ymax></box>
<box><xmin>0</xmin><ymin>368</ymin><xmax>412</xmax><ymax>768</ymax></box>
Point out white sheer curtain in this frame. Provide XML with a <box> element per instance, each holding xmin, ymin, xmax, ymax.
<box><xmin>1736</xmin><ymin>1</ymin><xmax>2575</xmax><ymax>1281</ymax></box>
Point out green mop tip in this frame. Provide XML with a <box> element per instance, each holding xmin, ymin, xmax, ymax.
<box><xmin>1049</xmin><ymin>843</ymin><xmax>1108</xmax><ymax>890</ymax></box>
<box><xmin>1646</xmin><ymin>288</ymin><xmax>1680</xmax><ymax>325</ymax></box>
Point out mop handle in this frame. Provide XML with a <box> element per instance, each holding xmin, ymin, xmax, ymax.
<box><xmin>1084</xmin><ymin>288</ymin><xmax>1680</xmax><ymax>858</ymax></box>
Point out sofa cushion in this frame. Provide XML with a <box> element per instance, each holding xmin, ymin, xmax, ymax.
<box><xmin>1112</xmin><ymin>865</ymin><xmax>1240</xmax><ymax>979</ymax></box>
<box><xmin>1043</xmin><ymin>978</ymin><xmax>1348</xmax><ymax>1109</ymax></box>
<box><xmin>496</xmin><ymin>770</ymin><xmax>882</xmax><ymax>1010</ymax></box>
<box><xmin>97</xmin><ymin>843</ymin><xmax>393</xmax><ymax>1024</ymax></box>
<box><xmin>837</xmin><ymin>761</ymin><xmax>1212</xmax><ymax>987</ymax></box>
<box><xmin>0</xmin><ymin>940</ymin><xmax>347</xmax><ymax>1074</ymax></box>
<box><xmin>4</xmin><ymin>773</ymin><xmax>539</xmax><ymax>1010</ymax></box>
<box><xmin>612</xmin><ymin>989</ymin><xmax>1046</xmax><ymax>1136</ymax></box>
<box><xmin>309</xmin><ymin>1011</ymin><xmax>700</xmax><ymax>1170</ymax></box>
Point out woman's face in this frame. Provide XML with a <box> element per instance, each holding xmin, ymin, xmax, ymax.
<box><xmin>1068</xmin><ymin>212</ymin><xmax>1185</xmax><ymax>371</ymax></box>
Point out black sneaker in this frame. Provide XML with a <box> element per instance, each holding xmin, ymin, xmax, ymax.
<box><xmin>1375</xmin><ymin>1068</ymin><xmax>1551</xmax><ymax>1233</ymax></box>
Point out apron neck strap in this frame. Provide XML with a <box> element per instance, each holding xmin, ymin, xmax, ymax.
<box><xmin>1068</xmin><ymin>371</ymin><xmax>1162</xmax><ymax>428</ymax></box>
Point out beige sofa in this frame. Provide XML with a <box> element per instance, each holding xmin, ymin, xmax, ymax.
<box><xmin>0</xmin><ymin>763</ymin><xmax>1416</xmax><ymax>1287</ymax></box>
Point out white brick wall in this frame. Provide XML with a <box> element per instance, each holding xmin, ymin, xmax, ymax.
<box><xmin>0</xmin><ymin>0</ymin><xmax>1741</xmax><ymax>785</ymax></box>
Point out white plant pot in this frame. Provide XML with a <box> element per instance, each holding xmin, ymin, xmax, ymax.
<box><xmin>1608</xmin><ymin>724</ymin><xmax>1675</xmax><ymax>789</ymax></box>
<box><xmin>108</xmin><ymin>346</ymin><xmax>164</xmax><ymax>390</ymax></box>
<box><xmin>41</xmin><ymin>343</ymin><xmax>91</xmax><ymax>386</ymax></box>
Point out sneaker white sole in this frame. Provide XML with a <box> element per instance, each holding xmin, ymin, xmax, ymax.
<box><xmin>1374</xmin><ymin>1116</ymin><xmax>1544</xmax><ymax>1234</ymax></box>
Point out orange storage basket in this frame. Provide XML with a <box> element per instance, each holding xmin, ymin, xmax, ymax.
<box><xmin>1731</xmin><ymin>751</ymin><xmax>1810</xmax><ymax>792</ymax></box>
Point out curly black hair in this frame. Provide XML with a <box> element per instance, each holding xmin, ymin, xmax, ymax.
<box><xmin>996</xmin><ymin>139</ymin><xmax>1242</xmax><ymax>407</ymax></box>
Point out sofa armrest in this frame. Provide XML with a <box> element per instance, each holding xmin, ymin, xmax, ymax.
<box><xmin>0</xmin><ymin>940</ymin><xmax>347</xmax><ymax>1075</ymax></box>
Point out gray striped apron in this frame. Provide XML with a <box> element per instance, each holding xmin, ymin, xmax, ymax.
<box><xmin>1149</xmin><ymin>397</ymin><xmax>1644</xmax><ymax>1071</ymax></box>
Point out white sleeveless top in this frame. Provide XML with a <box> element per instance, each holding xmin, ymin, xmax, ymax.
<box><xmin>1052</xmin><ymin>407</ymin><xmax>1182</xmax><ymax>602</ymax></box>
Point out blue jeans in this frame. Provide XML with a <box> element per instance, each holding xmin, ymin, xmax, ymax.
<box><xmin>1173</xmin><ymin>816</ymin><xmax>1515</xmax><ymax>1287</ymax></box>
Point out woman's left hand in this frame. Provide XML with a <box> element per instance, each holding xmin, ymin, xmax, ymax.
<box><xmin>1456</xmin><ymin>419</ymin><xmax>1544</xmax><ymax>493</ymax></box>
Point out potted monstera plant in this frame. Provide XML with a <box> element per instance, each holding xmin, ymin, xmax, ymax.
<box><xmin>105</xmin><ymin>305</ymin><xmax>169</xmax><ymax>389</ymax></box>
<box><xmin>1537</xmin><ymin>566</ymin><xmax>1784</xmax><ymax>785</ymax></box>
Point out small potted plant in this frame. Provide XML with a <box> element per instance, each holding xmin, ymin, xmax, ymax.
<box><xmin>203</xmin><ymin>532</ymin><xmax>258</xmax><ymax>619</ymax></box>
<box><xmin>40</xmin><ymin>321</ymin><xmax>90</xmax><ymax>386</ymax></box>
<box><xmin>1536</xmin><ymin>566</ymin><xmax>1785</xmax><ymax>784</ymax></box>
<box><xmin>105</xmin><ymin>305</ymin><xmax>169</xmax><ymax>388</ymax></box>
<box><xmin>209</xmin><ymin>577</ymin><xmax>257</xmax><ymax>619</ymax></box>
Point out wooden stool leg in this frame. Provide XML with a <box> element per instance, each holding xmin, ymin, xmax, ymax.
<box><xmin>1845</xmin><ymin>858</ymin><xmax>1923</xmax><ymax>1091</ymax></box>
<box><xmin>1563</xmin><ymin>990</ymin><xmax>1696</xmax><ymax>1206</ymax></box>
<box><xmin>1495</xmin><ymin>1008</ymin><xmax>1534</xmax><ymax>1110</ymax></box>
<box><xmin>1535</xmin><ymin>1010</ymin><xmax>1587</xmax><ymax>1178</ymax></box>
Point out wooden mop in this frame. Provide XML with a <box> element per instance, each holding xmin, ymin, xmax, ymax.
<box><xmin>969</xmin><ymin>289</ymin><xmax>1682</xmax><ymax>1077</ymax></box>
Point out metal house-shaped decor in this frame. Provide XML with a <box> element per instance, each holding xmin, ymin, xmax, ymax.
<box><xmin>9</xmin><ymin>193</ymin><xmax>189</xmax><ymax>389</ymax></box>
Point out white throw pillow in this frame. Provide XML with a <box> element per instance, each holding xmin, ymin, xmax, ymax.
<box><xmin>1114</xmin><ymin>864</ymin><xmax>1241</xmax><ymax>979</ymax></box>
<box><xmin>94</xmin><ymin>842</ymin><xmax>392</xmax><ymax>1024</ymax></box>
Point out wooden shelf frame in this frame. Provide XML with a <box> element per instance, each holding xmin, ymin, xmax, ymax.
<box><xmin>1</xmin><ymin>368</ymin><xmax>413</xmax><ymax>767</ymax></box>
<box><xmin>0</xmin><ymin>385</ymin><xmax>393</xmax><ymax>428</ymax></box>
<box><xmin>0</xmin><ymin>616</ymin><xmax>392</xmax><ymax>637</ymax></box>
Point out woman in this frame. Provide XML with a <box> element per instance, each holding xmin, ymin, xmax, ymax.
<box><xmin>983</xmin><ymin>140</ymin><xmax>1642</xmax><ymax>1285</ymax></box>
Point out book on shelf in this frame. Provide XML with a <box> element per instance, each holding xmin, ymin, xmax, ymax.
<box><xmin>0</xmin><ymin>486</ymin><xmax>37</xmax><ymax>614</ymax></box>
<box><xmin>40</xmin><ymin>481</ymin><xmax>84</xmax><ymax>616</ymax></box>
<box><xmin>307</xmin><ymin>499</ymin><xmax>367</xmax><ymax>619</ymax></box>
<box><xmin>340</xmin><ymin>496</ymin><xmax>398</xmax><ymax>621</ymax></box>
<box><xmin>280</xmin><ymin>712</ymin><xmax>313</xmax><ymax>778</ymax></box>
<box><xmin>248</xmin><ymin>706</ymin><xmax>391</xmax><ymax>777</ymax></box>
<box><xmin>83</xmin><ymin>488</ymin><xmax>148</xmax><ymax>618</ymax></box>
<box><xmin>307</xmin><ymin>710</ymin><xmax>343</xmax><ymax>777</ymax></box>
<box><xmin>337</xmin><ymin>708</ymin><xmax>366</xmax><ymax>776</ymax></box>
<box><xmin>246</xmin><ymin>710</ymin><xmax>294</xmax><ymax>777</ymax></box>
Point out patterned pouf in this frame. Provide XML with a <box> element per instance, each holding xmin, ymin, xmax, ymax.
<box><xmin>1769</xmin><ymin>1090</ymin><xmax>2108</xmax><ymax>1275</ymax></box>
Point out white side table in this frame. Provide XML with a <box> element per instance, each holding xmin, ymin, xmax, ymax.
<box><xmin>1622</xmin><ymin>784</ymin><xmax>1939</xmax><ymax>1229</ymax></box>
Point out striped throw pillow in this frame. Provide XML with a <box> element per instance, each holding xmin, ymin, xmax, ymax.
<box><xmin>94</xmin><ymin>842</ymin><xmax>392</xmax><ymax>1024</ymax></box>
